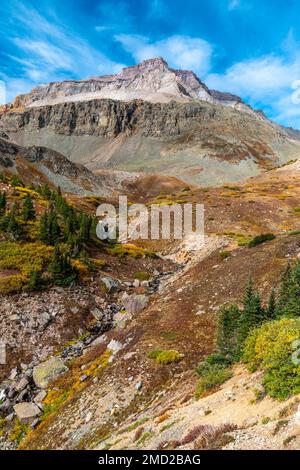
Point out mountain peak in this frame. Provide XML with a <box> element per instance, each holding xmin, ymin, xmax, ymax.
<box><xmin>11</xmin><ymin>57</ymin><xmax>254</xmax><ymax>116</ymax></box>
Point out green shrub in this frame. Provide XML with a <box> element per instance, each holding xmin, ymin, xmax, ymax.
<box><xmin>243</xmin><ymin>318</ymin><xmax>300</xmax><ymax>400</ymax></box>
<box><xmin>220</xmin><ymin>250</ymin><xmax>230</xmax><ymax>260</ymax></box>
<box><xmin>133</xmin><ymin>271</ymin><xmax>151</xmax><ymax>281</ymax></box>
<box><xmin>248</xmin><ymin>233</ymin><xmax>276</xmax><ymax>248</ymax></box>
<box><xmin>205</xmin><ymin>353</ymin><xmax>231</xmax><ymax>366</ymax></box>
<box><xmin>148</xmin><ymin>349</ymin><xmax>183</xmax><ymax>364</ymax></box>
<box><xmin>195</xmin><ymin>362</ymin><xmax>233</xmax><ymax>398</ymax></box>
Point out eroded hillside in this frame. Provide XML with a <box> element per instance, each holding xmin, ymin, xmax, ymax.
<box><xmin>1</xmin><ymin>160</ymin><xmax>300</xmax><ymax>450</ymax></box>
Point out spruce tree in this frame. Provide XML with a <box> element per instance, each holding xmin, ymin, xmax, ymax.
<box><xmin>79</xmin><ymin>213</ymin><xmax>92</xmax><ymax>242</ymax></box>
<box><xmin>48</xmin><ymin>210</ymin><xmax>61</xmax><ymax>244</ymax></box>
<box><xmin>22</xmin><ymin>194</ymin><xmax>36</xmax><ymax>221</ymax></box>
<box><xmin>266</xmin><ymin>288</ymin><xmax>276</xmax><ymax>319</ymax></box>
<box><xmin>7</xmin><ymin>211</ymin><xmax>22</xmax><ymax>238</ymax></box>
<box><xmin>39</xmin><ymin>211</ymin><xmax>49</xmax><ymax>244</ymax></box>
<box><xmin>217</xmin><ymin>303</ymin><xmax>241</xmax><ymax>361</ymax></box>
<box><xmin>0</xmin><ymin>191</ymin><xmax>7</xmax><ymax>216</ymax></box>
<box><xmin>28</xmin><ymin>270</ymin><xmax>44</xmax><ymax>291</ymax></box>
<box><xmin>277</xmin><ymin>261</ymin><xmax>300</xmax><ymax>318</ymax></box>
<box><xmin>237</xmin><ymin>278</ymin><xmax>265</xmax><ymax>356</ymax></box>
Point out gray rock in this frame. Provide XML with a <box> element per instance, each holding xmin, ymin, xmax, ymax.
<box><xmin>34</xmin><ymin>390</ymin><xmax>47</xmax><ymax>404</ymax></box>
<box><xmin>133</xmin><ymin>279</ymin><xmax>140</xmax><ymax>288</ymax></box>
<box><xmin>107</xmin><ymin>340</ymin><xmax>123</xmax><ymax>352</ymax></box>
<box><xmin>15</xmin><ymin>377</ymin><xmax>29</xmax><ymax>392</ymax></box>
<box><xmin>135</xmin><ymin>381</ymin><xmax>143</xmax><ymax>391</ymax></box>
<box><xmin>33</xmin><ymin>357</ymin><xmax>68</xmax><ymax>389</ymax></box>
<box><xmin>101</xmin><ymin>276</ymin><xmax>120</xmax><ymax>293</ymax></box>
<box><xmin>9</xmin><ymin>368</ymin><xmax>18</xmax><ymax>381</ymax></box>
<box><xmin>122</xmin><ymin>293</ymin><xmax>149</xmax><ymax>315</ymax></box>
<box><xmin>13</xmin><ymin>402</ymin><xmax>42</xmax><ymax>423</ymax></box>
<box><xmin>91</xmin><ymin>307</ymin><xmax>103</xmax><ymax>321</ymax></box>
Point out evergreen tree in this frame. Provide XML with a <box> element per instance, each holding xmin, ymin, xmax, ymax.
<box><xmin>28</xmin><ymin>270</ymin><xmax>44</xmax><ymax>291</ymax></box>
<box><xmin>237</xmin><ymin>278</ymin><xmax>265</xmax><ymax>355</ymax></box>
<box><xmin>48</xmin><ymin>210</ymin><xmax>61</xmax><ymax>244</ymax></box>
<box><xmin>22</xmin><ymin>194</ymin><xmax>36</xmax><ymax>221</ymax></box>
<box><xmin>38</xmin><ymin>211</ymin><xmax>50</xmax><ymax>244</ymax></box>
<box><xmin>217</xmin><ymin>304</ymin><xmax>241</xmax><ymax>361</ymax></box>
<box><xmin>0</xmin><ymin>191</ymin><xmax>7</xmax><ymax>216</ymax></box>
<box><xmin>41</xmin><ymin>184</ymin><xmax>52</xmax><ymax>199</ymax></box>
<box><xmin>7</xmin><ymin>210</ymin><xmax>22</xmax><ymax>238</ymax></box>
<box><xmin>276</xmin><ymin>261</ymin><xmax>300</xmax><ymax>318</ymax></box>
<box><xmin>49</xmin><ymin>246</ymin><xmax>77</xmax><ymax>286</ymax></box>
<box><xmin>79</xmin><ymin>213</ymin><xmax>92</xmax><ymax>242</ymax></box>
<box><xmin>266</xmin><ymin>288</ymin><xmax>276</xmax><ymax>319</ymax></box>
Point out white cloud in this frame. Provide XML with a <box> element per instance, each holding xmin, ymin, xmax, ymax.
<box><xmin>115</xmin><ymin>34</ymin><xmax>213</xmax><ymax>76</ymax></box>
<box><xmin>206</xmin><ymin>54</ymin><xmax>300</xmax><ymax>128</ymax></box>
<box><xmin>206</xmin><ymin>55</ymin><xmax>300</xmax><ymax>100</ymax></box>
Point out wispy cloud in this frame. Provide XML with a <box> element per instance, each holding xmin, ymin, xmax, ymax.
<box><xmin>1</xmin><ymin>2</ymin><xmax>124</xmax><ymax>101</ymax></box>
<box><xmin>115</xmin><ymin>34</ymin><xmax>213</xmax><ymax>76</ymax></box>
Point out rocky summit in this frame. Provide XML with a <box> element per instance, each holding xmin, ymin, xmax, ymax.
<box><xmin>10</xmin><ymin>57</ymin><xmax>252</xmax><ymax>111</ymax></box>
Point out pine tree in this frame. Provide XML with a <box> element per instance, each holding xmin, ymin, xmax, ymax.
<box><xmin>0</xmin><ymin>191</ymin><xmax>7</xmax><ymax>216</ymax></box>
<box><xmin>39</xmin><ymin>211</ymin><xmax>49</xmax><ymax>244</ymax></box>
<box><xmin>217</xmin><ymin>304</ymin><xmax>241</xmax><ymax>361</ymax></box>
<box><xmin>79</xmin><ymin>213</ymin><xmax>92</xmax><ymax>242</ymax></box>
<box><xmin>49</xmin><ymin>246</ymin><xmax>77</xmax><ymax>286</ymax></box>
<box><xmin>41</xmin><ymin>184</ymin><xmax>52</xmax><ymax>199</ymax></box>
<box><xmin>22</xmin><ymin>194</ymin><xmax>36</xmax><ymax>221</ymax></box>
<box><xmin>266</xmin><ymin>288</ymin><xmax>276</xmax><ymax>319</ymax></box>
<box><xmin>48</xmin><ymin>210</ymin><xmax>61</xmax><ymax>244</ymax></box>
<box><xmin>7</xmin><ymin>211</ymin><xmax>22</xmax><ymax>238</ymax></box>
<box><xmin>237</xmin><ymin>278</ymin><xmax>265</xmax><ymax>356</ymax></box>
<box><xmin>28</xmin><ymin>270</ymin><xmax>44</xmax><ymax>291</ymax></box>
<box><xmin>276</xmin><ymin>261</ymin><xmax>300</xmax><ymax>318</ymax></box>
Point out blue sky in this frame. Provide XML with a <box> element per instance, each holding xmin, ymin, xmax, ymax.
<box><xmin>1</xmin><ymin>0</ymin><xmax>300</xmax><ymax>128</ymax></box>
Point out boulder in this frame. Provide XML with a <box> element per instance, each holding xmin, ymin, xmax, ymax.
<box><xmin>13</xmin><ymin>402</ymin><xmax>41</xmax><ymax>423</ymax></box>
<box><xmin>34</xmin><ymin>390</ymin><xmax>47</xmax><ymax>404</ymax></box>
<box><xmin>101</xmin><ymin>277</ymin><xmax>120</xmax><ymax>293</ymax></box>
<box><xmin>122</xmin><ymin>293</ymin><xmax>149</xmax><ymax>315</ymax></box>
<box><xmin>15</xmin><ymin>377</ymin><xmax>29</xmax><ymax>392</ymax></box>
<box><xmin>33</xmin><ymin>357</ymin><xmax>68</xmax><ymax>389</ymax></box>
<box><xmin>107</xmin><ymin>339</ymin><xmax>123</xmax><ymax>352</ymax></box>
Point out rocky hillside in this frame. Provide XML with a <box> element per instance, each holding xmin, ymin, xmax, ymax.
<box><xmin>1</xmin><ymin>98</ymin><xmax>299</xmax><ymax>187</ymax></box>
<box><xmin>1</xmin><ymin>160</ymin><xmax>300</xmax><ymax>450</ymax></box>
<box><xmin>0</xmin><ymin>136</ymin><xmax>142</xmax><ymax>196</ymax></box>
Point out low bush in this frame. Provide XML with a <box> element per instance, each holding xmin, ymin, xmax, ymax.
<box><xmin>248</xmin><ymin>233</ymin><xmax>276</xmax><ymax>248</ymax></box>
<box><xmin>148</xmin><ymin>349</ymin><xmax>183</xmax><ymax>365</ymax></box>
<box><xmin>195</xmin><ymin>361</ymin><xmax>233</xmax><ymax>398</ymax></box>
<box><xmin>243</xmin><ymin>318</ymin><xmax>300</xmax><ymax>400</ymax></box>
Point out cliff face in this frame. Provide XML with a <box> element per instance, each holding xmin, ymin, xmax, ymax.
<box><xmin>1</xmin><ymin>97</ymin><xmax>299</xmax><ymax>186</ymax></box>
